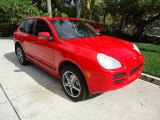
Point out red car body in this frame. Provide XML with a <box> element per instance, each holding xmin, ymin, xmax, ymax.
<box><xmin>14</xmin><ymin>17</ymin><xmax>144</xmax><ymax>94</ymax></box>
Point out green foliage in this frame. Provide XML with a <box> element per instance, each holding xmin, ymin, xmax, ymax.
<box><xmin>0</xmin><ymin>0</ymin><xmax>48</xmax><ymax>24</ymax></box>
<box><xmin>105</xmin><ymin>14</ymin><xmax>113</xmax><ymax>26</ymax></box>
<box><xmin>81</xmin><ymin>18</ymin><xmax>96</xmax><ymax>23</ymax></box>
<box><xmin>61</xmin><ymin>12</ymin><xmax>68</xmax><ymax>17</ymax></box>
<box><xmin>33</xmin><ymin>0</ymin><xmax>47</xmax><ymax>12</ymax></box>
<box><xmin>101</xmin><ymin>0</ymin><xmax>160</xmax><ymax>40</ymax></box>
<box><xmin>0</xmin><ymin>0</ymin><xmax>49</xmax><ymax>36</ymax></box>
<box><xmin>0</xmin><ymin>0</ymin><xmax>159</xmax><ymax>39</ymax></box>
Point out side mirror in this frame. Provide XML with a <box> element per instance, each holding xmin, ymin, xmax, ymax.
<box><xmin>96</xmin><ymin>29</ymin><xmax>101</xmax><ymax>33</ymax></box>
<box><xmin>38</xmin><ymin>32</ymin><xmax>51</xmax><ymax>40</ymax></box>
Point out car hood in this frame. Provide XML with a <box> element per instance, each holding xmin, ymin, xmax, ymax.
<box><xmin>64</xmin><ymin>35</ymin><xmax>137</xmax><ymax>59</ymax></box>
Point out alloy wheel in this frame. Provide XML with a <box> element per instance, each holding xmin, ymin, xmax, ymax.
<box><xmin>16</xmin><ymin>47</ymin><xmax>24</xmax><ymax>64</ymax></box>
<box><xmin>62</xmin><ymin>71</ymin><xmax>81</xmax><ymax>98</ymax></box>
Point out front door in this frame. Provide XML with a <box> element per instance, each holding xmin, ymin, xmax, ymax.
<box><xmin>31</xmin><ymin>19</ymin><xmax>56</xmax><ymax>70</ymax></box>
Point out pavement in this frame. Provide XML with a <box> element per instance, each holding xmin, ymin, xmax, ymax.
<box><xmin>0</xmin><ymin>39</ymin><xmax>160</xmax><ymax>120</ymax></box>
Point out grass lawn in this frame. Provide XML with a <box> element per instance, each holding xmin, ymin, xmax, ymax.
<box><xmin>135</xmin><ymin>43</ymin><xmax>160</xmax><ymax>78</ymax></box>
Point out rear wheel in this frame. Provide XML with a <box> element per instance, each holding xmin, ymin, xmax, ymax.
<box><xmin>61</xmin><ymin>66</ymin><xmax>88</xmax><ymax>102</ymax></box>
<box><xmin>16</xmin><ymin>45</ymin><xmax>28</xmax><ymax>65</ymax></box>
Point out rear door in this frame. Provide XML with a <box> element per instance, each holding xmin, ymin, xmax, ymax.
<box><xmin>22</xmin><ymin>18</ymin><xmax>36</xmax><ymax>56</ymax></box>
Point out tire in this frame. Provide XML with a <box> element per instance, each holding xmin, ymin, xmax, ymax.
<box><xmin>61</xmin><ymin>66</ymin><xmax>89</xmax><ymax>102</ymax></box>
<box><xmin>16</xmin><ymin>45</ymin><xmax>28</xmax><ymax>65</ymax></box>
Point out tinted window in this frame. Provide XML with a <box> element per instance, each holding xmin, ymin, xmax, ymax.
<box><xmin>34</xmin><ymin>19</ymin><xmax>52</xmax><ymax>36</ymax></box>
<box><xmin>24</xmin><ymin>19</ymin><xmax>36</xmax><ymax>34</ymax></box>
<box><xmin>19</xmin><ymin>20</ymin><xmax>26</xmax><ymax>32</ymax></box>
<box><xmin>50</xmin><ymin>20</ymin><xmax>100</xmax><ymax>39</ymax></box>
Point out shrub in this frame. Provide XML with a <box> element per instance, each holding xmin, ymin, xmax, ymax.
<box><xmin>0</xmin><ymin>0</ymin><xmax>48</xmax><ymax>37</ymax></box>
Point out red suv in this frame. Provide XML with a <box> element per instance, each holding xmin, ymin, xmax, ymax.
<box><xmin>14</xmin><ymin>17</ymin><xmax>144</xmax><ymax>101</ymax></box>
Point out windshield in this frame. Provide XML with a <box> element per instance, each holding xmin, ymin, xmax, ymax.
<box><xmin>50</xmin><ymin>20</ymin><xmax>100</xmax><ymax>39</ymax></box>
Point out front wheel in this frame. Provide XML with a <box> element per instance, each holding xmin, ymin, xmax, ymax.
<box><xmin>61</xmin><ymin>66</ymin><xmax>88</xmax><ymax>102</ymax></box>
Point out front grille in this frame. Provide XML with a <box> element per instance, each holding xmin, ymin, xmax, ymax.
<box><xmin>113</xmin><ymin>73</ymin><xmax>126</xmax><ymax>79</ymax></box>
<box><xmin>130</xmin><ymin>64</ymin><xmax>142</xmax><ymax>74</ymax></box>
<box><xmin>113</xmin><ymin>73</ymin><xmax>126</xmax><ymax>84</ymax></box>
<box><xmin>113</xmin><ymin>79</ymin><xmax>125</xmax><ymax>84</ymax></box>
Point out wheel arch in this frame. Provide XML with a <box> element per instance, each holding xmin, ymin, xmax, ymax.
<box><xmin>58</xmin><ymin>60</ymin><xmax>89</xmax><ymax>93</ymax></box>
<box><xmin>58</xmin><ymin>60</ymin><xmax>82</xmax><ymax>76</ymax></box>
<box><xmin>15</xmin><ymin>41</ymin><xmax>22</xmax><ymax>55</ymax></box>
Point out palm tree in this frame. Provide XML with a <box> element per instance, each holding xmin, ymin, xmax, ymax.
<box><xmin>76</xmin><ymin>0</ymin><xmax>81</xmax><ymax>17</ymax></box>
<box><xmin>86</xmin><ymin>0</ymin><xmax>96</xmax><ymax>19</ymax></box>
<box><xmin>46</xmin><ymin>0</ymin><xmax>52</xmax><ymax>17</ymax></box>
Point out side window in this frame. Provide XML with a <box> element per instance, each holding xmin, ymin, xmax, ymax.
<box><xmin>19</xmin><ymin>20</ymin><xmax>26</xmax><ymax>32</ymax></box>
<box><xmin>24</xmin><ymin>19</ymin><xmax>36</xmax><ymax>35</ymax></box>
<box><xmin>34</xmin><ymin>19</ymin><xmax>52</xmax><ymax>37</ymax></box>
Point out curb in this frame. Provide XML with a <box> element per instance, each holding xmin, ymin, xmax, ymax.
<box><xmin>0</xmin><ymin>37</ymin><xmax>13</xmax><ymax>40</ymax></box>
<box><xmin>140</xmin><ymin>73</ymin><xmax>160</xmax><ymax>86</ymax></box>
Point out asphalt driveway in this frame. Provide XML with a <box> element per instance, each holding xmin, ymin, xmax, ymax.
<box><xmin>0</xmin><ymin>39</ymin><xmax>160</xmax><ymax>120</ymax></box>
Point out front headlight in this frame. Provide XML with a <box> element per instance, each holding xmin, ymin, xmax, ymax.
<box><xmin>97</xmin><ymin>53</ymin><xmax>122</xmax><ymax>69</ymax></box>
<box><xmin>133</xmin><ymin>44</ymin><xmax>140</xmax><ymax>53</ymax></box>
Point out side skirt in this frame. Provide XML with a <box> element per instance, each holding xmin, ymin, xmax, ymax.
<box><xmin>26</xmin><ymin>54</ymin><xmax>60</xmax><ymax>79</ymax></box>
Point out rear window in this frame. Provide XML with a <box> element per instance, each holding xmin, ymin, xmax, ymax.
<box><xmin>19</xmin><ymin>20</ymin><xmax>26</xmax><ymax>32</ymax></box>
<box><xmin>24</xmin><ymin>19</ymin><xmax>36</xmax><ymax>35</ymax></box>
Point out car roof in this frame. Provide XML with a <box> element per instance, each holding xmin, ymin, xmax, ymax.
<box><xmin>26</xmin><ymin>16</ymin><xmax>80</xmax><ymax>21</ymax></box>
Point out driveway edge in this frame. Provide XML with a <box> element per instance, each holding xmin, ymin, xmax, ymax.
<box><xmin>140</xmin><ymin>73</ymin><xmax>160</xmax><ymax>86</ymax></box>
<box><xmin>0</xmin><ymin>84</ymin><xmax>21</xmax><ymax>120</ymax></box>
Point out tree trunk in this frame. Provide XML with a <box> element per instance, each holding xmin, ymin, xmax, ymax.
<box><xmin>46</xmin><ymin>0</ymin><xmax>52</xmax><ymax>17</ymax></box>
<box><xmin>88</xmin><ymin>0</ymin><xmax>95</xmax><ymax>20</ymax></box>
<box><xmin>103</xmin><ymin>9</ymin><xmax>107</xmax><ymax>24</ymax></box>
<box><xmin>89</xmin><ymin>8</ymin><xmax>93</xmax><ymax>20</ymax></box>
<box><xmin>76</xmin><ymin>0</ymin><xmax>81</xmax><ymax>18</ymax></box>
<box><xmin>135</xmin><ymin>25</ymin><xmax>145</xmax><ymax>41</ymax></box>
<box><xmin>119</xmin><ymin>15</ymin><xmax>125</xmax><ymax>33</ymax></box>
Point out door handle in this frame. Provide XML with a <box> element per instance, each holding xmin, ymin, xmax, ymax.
<box><xmin>31</xmin><ymin>40</ymin><xmax>36</xmax><ymax>44</ymax></box>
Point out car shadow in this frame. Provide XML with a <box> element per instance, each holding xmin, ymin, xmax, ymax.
<box><xmin>4</xmin><ymin>52</ymin><xmax>102</xmax><ymax>102</ymax></box>
<box><xmin>4</xmin><ymin>52</ymin><xmax>73</xmax><ymax>102</ymax></box>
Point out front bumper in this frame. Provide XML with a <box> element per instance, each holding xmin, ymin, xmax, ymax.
<box><xmin>86</xmin><ymin>55</ymin><xmax>144</xmax><ymax>94</ymax></box>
